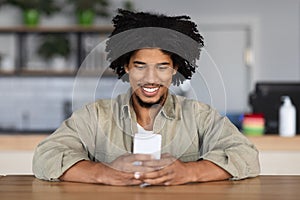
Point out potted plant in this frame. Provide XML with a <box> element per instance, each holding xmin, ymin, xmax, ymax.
<box><xmin>67</xmin><ymin>0</ymin><xmax>110</xmax><ymax>26</ymax></box>
<box><xmin>122</xmin><ymin>0</ymin><xmax>135</xmax><ymax>11</ymax></box>
<box><xmin>37</xmin><ymin>34</ymin><xmax>71</xmax><ymax>70</ymax></box>
<box><xmin>2</xmin><ymin>0</ymin><xmax>60</xmax><ymax>26</ymax></box>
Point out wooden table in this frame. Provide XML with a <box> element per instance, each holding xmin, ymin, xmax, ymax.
<box><xmin>0</xmin><ymin>175</ymin><xmax>299</xmax><ymax>200</ymax></box>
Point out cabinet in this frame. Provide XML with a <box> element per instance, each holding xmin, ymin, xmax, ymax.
<box><xmin>1</xmin><ymin>135</ymin><xmax>300</xmax><ymax>175</ymax></box>
<box><xmin>0</xmin><ymin>26</ymin><xmax>113</xmax><ymax>76</ymax></box>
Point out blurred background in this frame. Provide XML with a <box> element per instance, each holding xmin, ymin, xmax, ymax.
<box><xmin>0</xmin><ymin>0</ymin><xmax>299</xmax><ymax>134</ymax></box>
<box><xmin>1</xmin><ymin>0</ymin><xmax>300</xmax><ymax>174</ymax></box>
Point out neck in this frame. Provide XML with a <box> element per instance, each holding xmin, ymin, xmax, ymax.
<box><xmin>131</xmin><ymin>94</ymin><xmax>167</xmax><ymax>131</ymax></box>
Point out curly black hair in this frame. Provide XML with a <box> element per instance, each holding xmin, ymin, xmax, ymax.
<box><xmin>106</xmin><ymin>9</ymin><xmax>204</xmax><ymax>85</ymax></box>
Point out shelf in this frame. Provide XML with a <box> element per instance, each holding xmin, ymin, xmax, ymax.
<box><xmin>0</xmin><ymin>68</ymin><xmax>117</xmax><ymax>77</ymax></box>
<box><xmin>18</xmin><ymin>69</ymin><xmax>77</xmax><ymax>77</ymax></box>
<box><xmin>0</xmin><ymin>69</ymin><xmax>75</xmax><ymax>77</ymax></box>
<box><xmin>0</xmin><ymin>25</ymin><xmax>114</xmax><ymax>34</ymax></box>
<box><xmin>0</xmin><ymin>26</ymin><xmax>113</xmax><ymax>76</ymax></box>
<box><xmin>0</xmin><ymin>70</ymin><xmax>15</xmax><ymax>76</ymax></box>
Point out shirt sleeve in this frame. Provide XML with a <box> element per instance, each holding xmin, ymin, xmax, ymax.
<box><xmin>32</xmin><ymin>103</ymin><xmax>97</xmax><ymax>181</ymax></box>
<box><xmin>197</xmin><ymin>105</ymin><xmax>260</xmax><ymax>180</ymax></box>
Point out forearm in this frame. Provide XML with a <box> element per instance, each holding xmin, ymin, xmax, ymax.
<box><xmin>186</xmin><ymin>160</ymin><xmax>232</xmax><ymax>182</ymax></box>
<box><xmin>59</xmin><ymin>160</ymin><xmax>142</xmax><ymax>185</ymax></box>
<box><xmin>59</xmin><ymin>160</ymin><xmax>107</xmax><ymax>183</ymax></box>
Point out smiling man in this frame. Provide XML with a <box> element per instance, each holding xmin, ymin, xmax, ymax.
<box><xmin>33</xmin><ymin>9</ymin><xmax>260</xmax><ymax>186</ymax></box>
<box><xmin>126</xmin><ymin>48</ymin><xmax>177</xmax><ymax>130</ymax></box>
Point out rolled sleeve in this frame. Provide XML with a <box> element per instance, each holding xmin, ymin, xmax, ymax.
<box><xmin>32</xmin><ymin>104</ymin><xmax>97</xmax><ymax>181</ymax></box>
<box><xmin>198</xmin><ymin>107</ymin><xmax>260</xmax><ymax>180</ymax></box>
<box><xmin>33</xmin><ymin>138</ymin><xmax>90</xmax><ymax>181</ymax></box>
<box><xmin>201</xmin><ymin>142</ymin><xmax>260</xmax><ymax>180</ymax></box>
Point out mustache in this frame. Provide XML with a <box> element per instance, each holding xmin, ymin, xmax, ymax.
<box><xmin>137</xmin><ymin>83</ymin><xmax>164</xmax><ymax>87</ymax></box>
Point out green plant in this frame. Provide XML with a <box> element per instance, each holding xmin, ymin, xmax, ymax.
<box><xmin>37</xmin><ymin>34</ymin><xmax>71</xmax><ymax>61</ymax></box>
<box><xmin>3</xmin><ymin>0</ymin><xmax>60</xmax><ymax>15</ymax></box>
<box><xmin>122</xmin><ymin>0</ymin><xmax>135</xmax><ymax>11</ymax></box>
<box><xmin>68</xmin><ymin>0</ymin><xmax>110</xmax><ymax>17</ymax></box>
<box><xmin>0</xmin><ymin>0</ymin><xmax>60</xmax><ymax>25</ymax></box>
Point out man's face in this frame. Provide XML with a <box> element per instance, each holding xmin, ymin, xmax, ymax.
<box><xmin>125</xmin><ymin>48</ymin><xmax>176</xmax><ymax>108</ymax></box>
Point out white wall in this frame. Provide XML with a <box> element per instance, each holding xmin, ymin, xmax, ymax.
<box><xmin>130</xmin><ymin>0</ymin><xmax>300</xmax><ymax>86</ymax></box>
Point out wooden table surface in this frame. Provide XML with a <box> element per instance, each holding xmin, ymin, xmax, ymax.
<box><xmin>0</xmin><ymin>175</ymin><xmax>299</xmax><ymax>200</ymax></box>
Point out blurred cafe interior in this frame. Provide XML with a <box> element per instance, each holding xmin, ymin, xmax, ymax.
<box><xmin>0</xmin><ymin>0</ymin><xmax>300</xmax><ymax>175</ymax></box>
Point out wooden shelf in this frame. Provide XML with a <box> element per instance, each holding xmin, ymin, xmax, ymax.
<box><xmin>0</xmin><ymin>68</ymin><xmax>117</xmax><ymax>77</ymax></box>
<box><xmin>0</xmin><ymin>70</ymin><xmax>15</xmax><ymax>76</ymax></box>
<box><xmin>0</xmin><ymin>69</ymin><xmax>76</xmax><ymax>77</ymax></box>
<box><xmin>18</xmin><ymin>69</ymin><xmax>76</xmax><ymax>76</ymax></box>
<box><xmin>0</xmin><ymin>26</ymin><xmax>113</xmax><ymax>76</ymax></box>
<box><xmin>0</xmin><ymin>25</ymin><xmax>113</xmax><ymax>34</ymax></box>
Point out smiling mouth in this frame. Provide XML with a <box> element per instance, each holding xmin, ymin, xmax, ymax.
<box><xmin>142</xmin><ymin>87</ymin><xmax>159</xmax><ymax>93</ymax></box>
<box><xmin>139</xmin><ymin>84</ymin><xmax>162</xmax><ymax>97</ymax></box>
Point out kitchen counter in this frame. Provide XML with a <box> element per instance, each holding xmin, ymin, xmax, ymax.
<box><xmin>1</xmin><ymin>134</ymin><xmax>300</xmax><ymax>151</ymax></box>
<box><xmin>1</xmin><ymin>134</ymin><xmax>300</xmax><ymax>175</ymax></box>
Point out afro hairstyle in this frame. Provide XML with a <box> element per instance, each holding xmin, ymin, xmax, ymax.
<box><xmin>106</xmin><ymin>9</ymin><xmax>204</xmax><ymax>85</ymax></box>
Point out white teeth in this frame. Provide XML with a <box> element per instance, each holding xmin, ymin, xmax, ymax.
<box><xmin>143</xmin><ymin>87</ymin><xmax>159</xmax><ymax>93</ymax></box>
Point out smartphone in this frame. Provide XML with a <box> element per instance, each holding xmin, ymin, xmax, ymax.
<box><xmin>133</xmin><ymin>133</ymin><xmax>162</xmax><ymax>159</ymax></box>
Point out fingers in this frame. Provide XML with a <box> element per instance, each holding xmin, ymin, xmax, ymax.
<box><xmin>127</xmin><ymin>154</ymin><xmax>158</xmax><ymax>173</ymax></box>
<box><xmin>104</xmin><ymin>153</ymin><xmax>179</xmax><ymax>186</ymax></box>
<box><xmin>142</xmin><ymin>156</ymin><xmax>175</xmax><ymax>168</ymax></box>
<box><xmin>108</xmin><ymin>153</ymin><xmax>178</xmax><ymax>179</ymax></box>
<box><xmin>108</xmin><ymin>153</ymin><xmax>160</xmax><ymax>173</ymax></box>
<box><xmin>127</xmin><ymin>154</ymin><xmax>154</xmax><ymax>162</ymax></box>
<box><xmin>142</xmin><ymin>168</ymin><xmax>171</xmax><ymax>179</ymax></box>
<box><xmin>137</xmin><ymin>158</ymin><xmax>186</xmax><ymax>186</ymax></box>
<box><xmin>132</xmin><ymin>170</ymin><xmax>172</xmax><ymax>185</ymax></box>
<box><xmin>104</xmin><ymin>167</ymin><xmax>143</xmax><ymax>186</ymax></box>
<box><xmin>130</xmin><ymin>165</ymin><xmax>156</xmax><ymax>173</ymax></box>
<box><xmin>140</xmin><ymin>154</ymin><xmax>176</xmax><ymax>170</ymax></box>
<box><xmin>141</xmin><ymin>169</ymin><xmax>174</xmax><ymax>185</ymax></box>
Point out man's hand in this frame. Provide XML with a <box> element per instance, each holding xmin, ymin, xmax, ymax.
<box><xmin>108</xmin><ymin>153</ymin><xmax>157</xmax><ymax>173</ymax></box>
<box><xmin>60</xmin><ymin>153</ymin><xmax>231</xmax><ymax>186</ymax></box>
<box><xmin>60</xmin><ymin>153</ymin><xmax>158</xmax><ymax>186</ymax></box>
<box><xmin>136</xmin><ymin>153</ymin><xmax>232</xmax><ymax>185</ymax></box>
<box><xmin>137</xmin><ymin>153</ymin><xmax>193</xmax><ymax>185</ymax></box>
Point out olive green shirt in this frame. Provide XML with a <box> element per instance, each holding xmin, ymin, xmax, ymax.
<box><xmin>32</xmin><ymin>90</ymin><xmax>260</xmax><ymax>181</ymax></box>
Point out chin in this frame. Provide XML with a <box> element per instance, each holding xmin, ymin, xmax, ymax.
<box><xmin>136</xmin><ymin>95</ymin><xmax>165</xmax><ymax>108</ymax></box>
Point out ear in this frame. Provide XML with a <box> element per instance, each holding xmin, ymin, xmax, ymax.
<box><xmin>172</xmin><ymin>65</ymin><xmax>178</xmax><ymax>75</ymax></box>
<box><xmin>124</xmin><ymin>64</ymin><xmax>129</xmax><ymax>73</ymax></box>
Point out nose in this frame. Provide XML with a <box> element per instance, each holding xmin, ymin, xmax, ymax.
<box><xmin>143</xmin><ymin>66</ymin><xmax>159</xmax><ymax>83</ymax></box>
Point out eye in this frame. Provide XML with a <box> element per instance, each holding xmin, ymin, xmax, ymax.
<box><xmin>157</xmin><ymin>65</ymin><xmax>170</xmax><ymax>71</ymax></box>
<box><xmin>134</xmin><ymin>65</ymin><xmax>146</xmax><ymax>70</ymax></box>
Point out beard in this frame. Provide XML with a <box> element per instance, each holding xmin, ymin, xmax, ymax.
<box><xmin>135</xmin><ymin>94</ymin><xmax>166</xmax><ymax>108</ymax></box>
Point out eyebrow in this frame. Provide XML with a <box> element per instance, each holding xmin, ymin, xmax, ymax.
<box><xmin>133</xmin><ymin>61</ymin><xmax>146</xmax><ymax>65</ymax></box>
<box><xmin>133</xmin><ymin>61</ymin><xmax>171</xmax><ymax>65</ymax></box>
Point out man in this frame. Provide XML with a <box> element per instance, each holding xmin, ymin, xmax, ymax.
<box><xmin>33</xmin><ymin>9</ymin><xmax>260</xmax><ymax>186</ymax></box>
